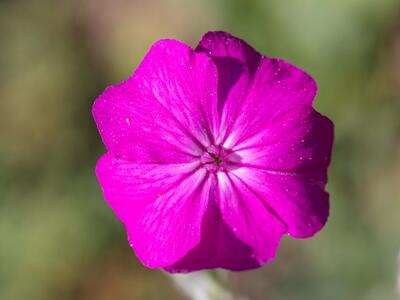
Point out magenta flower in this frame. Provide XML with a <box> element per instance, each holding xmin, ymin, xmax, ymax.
<box><xmin>93</xmin><ymin>31</ymin><xmax>334</xmax><ymax>272</ymax></box>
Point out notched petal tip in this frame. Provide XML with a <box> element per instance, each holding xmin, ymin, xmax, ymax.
<box><xmin>196</xmin><ymin>31</ymin><xmax>262</xmax><ymax>71</ymax></box>
<box><xmin>148</xmin><ymin>38</ymin><xmax>193</xmax><ymax>53</ymax></box>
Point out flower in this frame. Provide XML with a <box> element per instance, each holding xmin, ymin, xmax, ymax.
<box><xmin>93</xmin><ymin>31</ymin><xmax>334</xmax><ymax>272</ymax></box>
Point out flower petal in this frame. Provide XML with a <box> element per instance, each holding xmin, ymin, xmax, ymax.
<box><xmin>196</xmin><ymin>31</ymin><xmax>262</xmax><ymax>144</ymax></box>
<box><xmin>165</xmin><ymin>177</ymin><xmax>260</xmax><ymax>272</ymax></box>
<box><xmin>231</xmin><ymin>105</ymin><xmax>334</xmax><ymax>237</ymax></box>
<box><xmin>230</xmin><ymin>168</ymin><xmax>329</xmax><ymax>238</ymax></box>
<box><xmin>196</xmin><ymin>32</ymin><xmax>316</xmax><ymax>148</ymax></box>
<box><xmin>93</xmin><ymin>39</ymin><xmax>219</xmax><ymax>163</ymax></box>
<box><xmin>221</xmin><ymin>57</ymin><xmax>317</xmax><ymax>149</ymax></box>
<box><xmin>96</xmin><ymin>154</ymin><xmax>211</xmax><ymax>268</ymax></box>
<box><xmin>216</xmin><ymin>172</ymin><xmax>286</xmax><ymax>264</ymax></box>
<box><xmin>234</xmin><ymin>105</ymin><xmax>334</xmax><ymax>181</ymax></box>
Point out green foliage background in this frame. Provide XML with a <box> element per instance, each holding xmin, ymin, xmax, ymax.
<box><xmin>1</xmin><ymin>0</ymin><xmax>400</xmax><ymax>299</ymax></box>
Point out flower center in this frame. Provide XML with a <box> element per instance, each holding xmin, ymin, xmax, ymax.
<box><xmin>200</xmin><ymin>145</ymin><xmax>233</xmax><ymax>172</ymax></box>
<box><xmin>207</xmin><ymin>151</ymin><xmax>223</xmax><ymax>165</ymax></box>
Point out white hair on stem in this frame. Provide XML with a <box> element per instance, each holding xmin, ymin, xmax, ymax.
<box><xmin>166</xmin><ymin>270</ymin><xmax>248</xmax><ymax>300</ymax></box>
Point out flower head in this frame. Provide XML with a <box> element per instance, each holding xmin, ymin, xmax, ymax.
<box><xmin>93</xmin><ymin>31</ymin><xmax>334</xmax><ymax>272</ymax></box>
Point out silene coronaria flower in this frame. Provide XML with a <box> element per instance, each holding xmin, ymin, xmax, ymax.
<box><xmin>93</xmin><ymin>31</ymin><xmax>334</xmax><ymax>272</ymax></box>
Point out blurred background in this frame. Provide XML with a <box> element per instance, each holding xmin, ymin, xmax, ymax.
<box><xmin>1</xmin><ymin>0</ymin><xmax>400</xmax><ymax>299</ymax></box>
